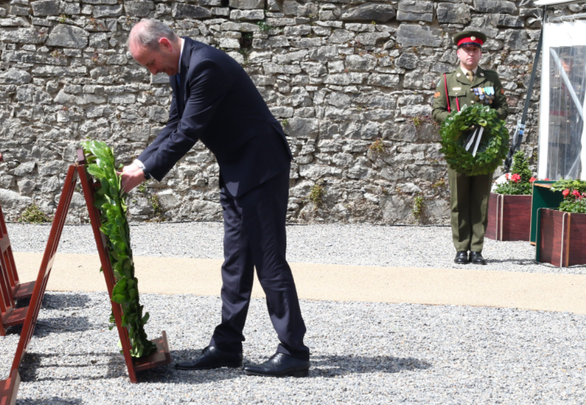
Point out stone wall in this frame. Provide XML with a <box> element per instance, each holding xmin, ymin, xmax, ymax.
<box><xmin>0</xmin><ymin>0</ymin><xmax>575</xmax><ymax>224</ymax></box>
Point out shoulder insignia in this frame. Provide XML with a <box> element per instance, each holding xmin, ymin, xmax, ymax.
<box><xmin>456</xmin><ymin>73</ymin><xmax>461</xmax><ymax>77</ymax></box>
<box><xmin>434</xmin><ymin>92</ymin><xmax>441</xmax><ymax>98</ymax></box>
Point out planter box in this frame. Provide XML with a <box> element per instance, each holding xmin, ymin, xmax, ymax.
<box><xmin>486</xmin><ymin>193</ymin><xmax>532</xmax><ymax>241</ymax></box>
<box><xmin>537</xmin><ymin>208</ymin><xmax>586</xmax><ymax>267</ymax></box>
<box><xmin>530</xmin><ymin>181</ymin><xmax>564</xmax><ymax>243</ymax></box>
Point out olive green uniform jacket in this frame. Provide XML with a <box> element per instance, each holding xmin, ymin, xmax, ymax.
<box><xmin>432</xmin><ymin>66</ymin><xmax>508</xmax><ymax>122</ymax></box>
<box><xmin>432</xmin><ymin>65</ymin><xmax>509</xmax><ymax>253</ymax></box>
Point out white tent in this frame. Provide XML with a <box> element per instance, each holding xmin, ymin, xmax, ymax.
<box><xmin>535</xmin><ymin>0</ymin><xmax>586</xmax><ymax>179</ymax></box>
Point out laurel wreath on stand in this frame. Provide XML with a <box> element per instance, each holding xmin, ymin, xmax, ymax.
<box><xmin>439</xmin><ymin>104</ymin><xmax>509</xmax><ymax>176</ymax></box>
<box><xmin>81</xmin><ymin>140</ymin><xmax>156</xmax><ymax>358</ymax></box>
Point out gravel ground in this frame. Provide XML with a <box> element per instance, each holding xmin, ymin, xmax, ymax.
<box><xmin>2</xmin><ymin>222</ymin><xmax>586</xmax><ymax>404</ymax></box>
<box><xmin>5</xmin><ymin>221</ymin><xmax>586</xmax><ymax>274</ymax></box>
<box><xmin>2</xmin><ymin>292</ymin><xmax>586</xmax><ymax>404</ymax></box>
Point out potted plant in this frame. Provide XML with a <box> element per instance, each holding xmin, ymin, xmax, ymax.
<box><xmin>486</xmin><ymin>151</ymin><xmax>535</xmax><ymax>241</ymax></box>
<box><xmin>537</xmin><ymin>179</ymin><xmax>586</xmax><ymax>267</ymax></box>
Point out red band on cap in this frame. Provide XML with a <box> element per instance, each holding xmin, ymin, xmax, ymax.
<box><xmin>457</xmin><ymin>37</ymin><xmax>484</xmax><ymax>47</ymax></box>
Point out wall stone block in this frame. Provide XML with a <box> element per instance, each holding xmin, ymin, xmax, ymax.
<box><xmin>437</xmin><ymin>3</ymin><xmax>471</xmax><ymax>24</ymax></box>
<box><xmin>230</xmin><ymin>9</ymin><xmax>264</xmax><ymax>20</ymax></box>
<box><xmin>367</xmin><ymin>73</ymin><xmax>400</xmax><ymax>88</ymax></box>
<box><xmin>8</xmin><ymin>5</ymin><xmax>30</xmax><ymax>16</ymax></box>
<box><xmin>46</xmin><ymin>24</ymin><xmax>89</xmax><ymax>48</ymax></box>
<box><xmin>31</xmin><ymin>0</ymin><xmax>60</xmax><ymax>16</ymax></box>
<box><xmin>124</xmin><ymin>1</ymin><xmax>154</xmax><ymax>17</ymax></box>
<box><xmin>60</xmin><ymin>2</ymin><xmax>81</xmax><ymax>15</ymax></box>
<box><xmin>396</xmin><ymin>0</ymin><xmax>433</xmax><ymax>22</ymax></box>
<box><xmin>173</xmin><ymin>4</ymin><xmax>212</xmax><ymax>19</ymax></box>
<box><xmin>340</xmin><ymin>3</ymin><xmax>395</xmax><ymax>22</ymax></box>
<box><xmin>502</xmin><ymin>29</ymin><xmax>529</xmax><ymax>50</ymax></box>
<box><xmin>0</xmin><ymin>189</ymin><xmax>32</xmax><ymax>209</ymax></box>
<box><xmin>473</xmin><ymin>0</ymin><xmax>516</xmax><ymax>14</ymax></box>
<box><xmin>83</xmin><ymin>0</ymin><xmax>117</xmax><ymax>4</ymax></box>
<box><xmin>0</xmin><ymin>68</ymin><xmax>32</xmax><ymax>84</ymax></box>
<box><xmin>229</xmin><ymin>0</ymin><xmax>264</xmax><ymax>10</ymax></box>
<box><xmin>496</xmin><ymin>14</ymin><xmax>524</xmax><ymax>28</ymax></box>
<box><xmin>355</xmin><ymin>31</ymin><xmax>390</xmax><ymax>47</ymax></box>
<box><xmin>0</xmin><ymin>28</ymin><xmax>48</xmax><ymax>44</ymax></box>
<box><xmin>396</xmin><ymin>24</ymin><xmax>442</xmax><ymax>47</ymax></box>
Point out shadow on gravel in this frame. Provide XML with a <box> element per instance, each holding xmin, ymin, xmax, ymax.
<box><xmin>19</xmin><ymin>352</ymin><xmax>129</xmax><ymax>382</ymax></box>
<box><xmin>42</xmin><ymin>293</ymin><xmax>92</xmax><ymax>309</ymax></box>
<box><xmin>16</xmin><ymin>398</ymin><xmax>82</xmax><ymax>405</ymax></box>
<box><xmin>18</xmin><ymin>350</ymin><xmax>238</xmax><ymax>385</ymax></box>
<box><xmin>32</xmin><ymin>317</ymin><xmax>93</xmax><ymax>336</ymax></box>
<box><xmin>483</xmin><ymin>259</ymin><xmax>539</xmax><ymax>266</ymax></box>
<box><xmin>488</xmin><ymin>258</ymin><xmax>586</xmax><ymax>270</ymax></box>
<box><xmin>133</xmin><ymin>348</ymin><xmax>241</xmax><ymax>384</ymax></box>
<box><xmin>307</xmin><ymin>355</ymin><xmax>431</xmax><ymax>378</ymax></box>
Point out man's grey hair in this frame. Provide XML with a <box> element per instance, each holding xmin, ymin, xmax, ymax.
<box><xmin>129</xmin><ymin>19</ymin><xmax>178</xmax><ymax>51</ymax></box>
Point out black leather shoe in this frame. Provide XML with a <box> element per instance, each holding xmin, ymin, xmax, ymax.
<box><xmin>175</xmin><ymin>346</ymin><xmax>242</xmax><ymax>370</ymax></box>
<box><xmin>244</xmin><ymin>353</ymin><xmax>310</xmax><ymax>377</ymax></box>
<box><xmin>469</xmin><ymin>251</ymin><xmax>487</xmax><ymax>265</ymax></box>
<box><xmin>454</xmin><ymin>251</ymin><xmax>469</xmax><ymax>264</ymax></box>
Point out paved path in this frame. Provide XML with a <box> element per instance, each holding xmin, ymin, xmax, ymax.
<box><xmin>14</xmin><ymin>251</ymin><xmax>586</xmax><ymax>315</ymax></box>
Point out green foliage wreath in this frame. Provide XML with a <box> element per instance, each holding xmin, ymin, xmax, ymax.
<box><xmin>439</xmin><ymin>104</ymin><xmax>509</xmax><ymax>176</ymax></box>
<box><xmin>81</xmin><ymin>140</ymin><xmax>156</xmax><ymax>359</ymax></box>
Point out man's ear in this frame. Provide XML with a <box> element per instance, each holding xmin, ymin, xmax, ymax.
<box><xmin>158</xmin><ymin>37</ymin><xmax>173</xmax><ymax>52</ymax></box>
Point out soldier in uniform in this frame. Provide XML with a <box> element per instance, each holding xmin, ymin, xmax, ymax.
<box><xmin>432</xmin><ymin>30</ymin><xmax>508</xmax><ymax>265</ymax></box>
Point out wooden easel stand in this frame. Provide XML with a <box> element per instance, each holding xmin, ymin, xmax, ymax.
<box><xmin>0</xmin><ymin>204</ymin><xmax>35</xmax><ymax>336</ymax></box>
<box><xmin>0</xmin><ymin>154</ymin><xmax>171</xmax><ymax>404</ymax></box>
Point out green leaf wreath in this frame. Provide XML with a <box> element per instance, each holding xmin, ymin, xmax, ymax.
<box><xmin>81</xmin><ymin>140</ymin><xmax>156</xmax><ymax>359</ymax></box>
<box><xmin>439</xmin><ymin>104</ymin><xmax>509</xmax><ymax>176</ymax></box>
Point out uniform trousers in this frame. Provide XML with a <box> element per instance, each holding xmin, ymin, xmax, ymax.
<box><xmin>448</xmin><ymin>168</ymin><xmax>493</xmax><ymax>252</ymax></box>
<box><xmin>209</xmin><ymin>167</ymin><xmax>309</xmax><ymax>361</ymax></box>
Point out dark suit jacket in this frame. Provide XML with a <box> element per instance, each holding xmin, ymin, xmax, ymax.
<box><xmin>138</xmin><ymin>37</ymin><xmax>292</xmax><ymax>197</ymax></box>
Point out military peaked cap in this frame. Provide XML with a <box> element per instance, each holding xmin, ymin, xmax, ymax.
<box><xmin>453</xmin><ymin>31</ymin><xmax>487</xmax><ymax>48</ymax></box>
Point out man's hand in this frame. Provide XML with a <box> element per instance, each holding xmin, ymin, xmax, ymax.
<box><xmin>119</xmin><ymin>163</ymin><xmax>146</xmax><ymax>193</ymax></box>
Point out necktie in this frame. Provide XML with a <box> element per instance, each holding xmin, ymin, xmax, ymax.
<box><xmin>466</xmin><ymin>71</ymin><xmax>474</xmax><ymax>83</ymax></box>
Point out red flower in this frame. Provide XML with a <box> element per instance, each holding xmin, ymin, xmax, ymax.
<box><xmin>529</xmin><ymin>177</ymin><xmax>536</xmax><ymax>183</ymax></box>
<box><xmin>511</xmin><ymin>173</ymin><xmax>521</xmax><ymax>183</ymax></box>
<box><xmin>505</xmin><ymin>173</ymin><xmax>510</xmax><ymax>180</ymax></box>
<box><xmin>572</xmin><ymin>189</ymin><xmax>581</xmax><ymax>198</ymax></box>
<box><xmin>562</xmin><ymin>189</ymin><xmax>570</xmax><ymax>197</ymax></box>
<box><xmin>544</xmin><ymin>178</ymin><xmax>550</xmax><ymax>181</ymax></box>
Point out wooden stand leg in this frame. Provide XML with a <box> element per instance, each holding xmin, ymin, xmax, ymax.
<box><xmin>0</xmin><ymin>205</ymin><xmax>30</xmax><ymax>336</ymax></box>
<box><xmin>0</xmin><ymin>370</ymin><xmax>20</xmax><ymax>405</ymax></box>
<box><xmin>0</xmin><ymin>204</ymin><xmax>35</xmax><ymax>301</ymax></box>
<box><xmin>0</xmin><ymin>165</ymin><xmax>78</xmax><ymax>404</ymax></box>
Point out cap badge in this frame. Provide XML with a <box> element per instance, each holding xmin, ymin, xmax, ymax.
<box><xmin>471</xmin><ymin>36</ymin><xmax>476</xmax><ymax>41</ymax></box>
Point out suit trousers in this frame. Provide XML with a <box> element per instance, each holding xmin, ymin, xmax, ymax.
<box><xmin>209</xmin><ymin>168</ymin><xmax>309</xmax><ymax>361</ymax></box>
<box><xmin>448</xmin><ymin>168</ymin><xmax>493</xmax><ymax>252</ymax></box>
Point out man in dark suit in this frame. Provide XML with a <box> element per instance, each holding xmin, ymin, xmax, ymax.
<box><xmin>121</xmin><ymin>19</ymin><xmax>310</xmax><ymax>377</ymax></box>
